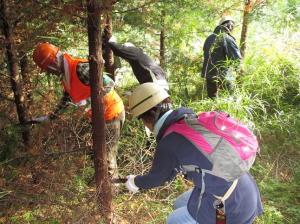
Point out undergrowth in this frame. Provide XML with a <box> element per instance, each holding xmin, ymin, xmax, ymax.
<box><xmin>1</xmin><ymin>31</ymin><xmax>300</xmax><ymax>224</ymax></box>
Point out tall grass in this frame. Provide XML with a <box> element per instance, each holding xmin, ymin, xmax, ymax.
<box><xmin>119</xmin><ymin>40</ymin><xmax>300</xmax><ymax>223</ymax></box>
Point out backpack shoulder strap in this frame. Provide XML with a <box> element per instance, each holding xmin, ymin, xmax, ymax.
<box><xmin>214</xmin><ymin>179</ymin><xmax>238</xmax><ymax>203</ymax></box>
<box><xmin>163</xmin><ymin>114</ymin><xmax>215</xmax><ymax>154</ymax></box>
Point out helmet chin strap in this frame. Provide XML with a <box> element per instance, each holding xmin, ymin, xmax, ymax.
<box><xmin>154</xmin><ymin>106</ymin><xmax>162</xmax><ymax>123</ymax></box>
<box><xmin>47</xmin><ymin>51</ymin><xmax>64</xmax><ymax>75</ymax></box>
<box><xmin>154</xmin><ymin>103</ymin><xmax>172</xmax><ymax>123</ymax></box>
<box><xmin>56</xmin><ymin>51</ymin><xmax>63</xmax><ymax>60</ymax></box>
<box><xmin>56</xmin><ymin>51</ymin><xmax>64</xmax><ymax>71</ymax></box>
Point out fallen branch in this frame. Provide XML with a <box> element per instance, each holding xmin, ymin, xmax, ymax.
<box><xmin>0</xmin><ymin>147</ymin><xmax>92</xmax><ymax>166</ymax></box>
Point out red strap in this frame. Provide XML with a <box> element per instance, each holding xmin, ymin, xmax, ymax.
<box><xmin>216</xmin><ymin>209</ymin><xmax>226</xmax><ymax>224</ymax></box>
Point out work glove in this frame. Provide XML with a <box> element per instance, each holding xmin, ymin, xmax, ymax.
<box><xmin>31</xmin><ymin>115</ymin><xmax>50</xmax><ymax>123</ymax></box>
<box><xmin>125</xmin><ymin>175</ymin><xmax>139</xmax><ymax>193</ymax></box>
<box><xmin>124</xmin><ymin>42</ymin><xmax>135</xmax><ymax>47</ymax></box>
<box><xmin>108</xmin><ymin>35</ymin><xmax>117</xmax><ymax>43</ymax></box>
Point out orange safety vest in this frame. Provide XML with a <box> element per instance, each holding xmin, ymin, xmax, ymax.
<box><xmin>62</xmin><ymin>53</ymin><xmax>124</xmax><ymax>121</ymax></box>
<box><xmin>62</xmin><ymin>53</ymin><xmax>90</xmax><ymax>103</ymax></box>
<box><xmin>103</xmin><ymin>89</ymin><xmax>124</xmax><ymax>121</ymax></box>
<box><xmin>87</xmin><ymin>89</ymin><xmax>124</xmax><ymax>121</ymax></box>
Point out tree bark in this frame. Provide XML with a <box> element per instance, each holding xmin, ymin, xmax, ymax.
<box><xmin>159</xmin><ymin>10</ymin><xmax>166</xmax><ymax>69</ymax></box>
<box><xmin>87</xmin><ymin>0</ymin><xmax>112</xmax><ymax>223</ymax></box>
<box><xmin>102</xmin><ymin>10</ymin><xmax>115</xmax><ymax>80</ymax></box>
<box><xmin>1</xmin><ymin>0</ymin><xmax>30</xmax><ymax>147</ymax></box>
<box><xmin>240</xmin><ymin>0</ymin><xmax>253</xmax><ymax>58</ymax></box>
<box><xmin>20</xmin><ymin>53</ymin><xmax>30</xmax><ymax>80</ymax></box>
<box><xmin>20</xmin><ymin>53</ymin><xmax>33</xmax><ymax>107</ymax></box>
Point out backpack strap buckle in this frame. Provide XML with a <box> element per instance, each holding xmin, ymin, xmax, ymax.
<box><xmin>180</xmin><ymin>165</ymin><xmax>202</xmax><ymax>175</ymax></box>
<box><xmin>213</xmin><ymin>178</ymin><xmax>238</xmax><ymax>224</ymax></box>
<box><xmin>214</xmin><ymin>201</ymin><xmax>227</xmax><ymax>224</ymax></box>
<box><xmin>213</xmin><ymin>199</ymin><xmax>225</xmax><ymax>214</ymax></box>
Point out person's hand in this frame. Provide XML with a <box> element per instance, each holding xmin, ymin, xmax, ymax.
<box><xmin>31</xmin><ymin>115</ymin><xmax>50</xmax><ymax>123</ymax></box>
<box><xmin>125</xmin><ymin>175</ymin><xmax>139</xmax><ymax>193</ymax></box>
<box><xmin>108</xmin><ymin>35</ymin><xmax>117</xmax><ymax>43</ymax></box>
<box><xmin>77</xmin><ymin>99</ymin><xmax>87</xmax><ymax>106</ymax></box>
<box><xmin>124</xmin><ymin>42</ymin><xmax>135</xmax><ymax>47</ymax></box>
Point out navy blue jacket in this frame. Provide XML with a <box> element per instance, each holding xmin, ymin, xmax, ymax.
<box><xmin>201</xmin><ymin>26</ymin><xmax>242</xmax><ymax>80</ymax></box>
<box><xmin>135</xmin><ymin>108</ymin><xmax>263</xmax><ymax>223</ymax></box>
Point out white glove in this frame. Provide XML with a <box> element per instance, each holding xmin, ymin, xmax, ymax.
<box><xmin>108</xmin><ymin>35</ymin><xmax>117</xmax><ymax>43</ymax></box>
<box><xmin>32</xmin><ymin>115</ymin><xmax>50</xmax><ymax>123</ymax></box>
<box><xmin>77</xmin><ymin>99</ymin><xmax>87</xmax><ymax>106</ymax></box>
<box><xmin>124</xmin><ymin>42</ymin><xmax>135</xmax><ymax>47</ymax></box>
<box><xmin>125</xmin><ymin>175</ymin><xmax>139</xmax><ymax>193</ymax></box>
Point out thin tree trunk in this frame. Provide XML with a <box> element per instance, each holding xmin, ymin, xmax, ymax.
<box><xmin>20</xmin><ymin>53</ymin><xmax>30</xmax><ymax>80</ymax></box>
<box><xmin>103</xmin><ymin>11</ymin><xmax>115</xmax><ymax>80</ymax></box>
<box><xmin>20</xmin><ymin>53</ymin><xmax>33</xmax><ymax>107</ymax></box>
<box><xmin>159</xmin><ymin>10</ymin><xmax>166</xmax><ymax>69</ymax></box>
<box><xmin>1</xmin><ymin>0</ymin><xmax>30</xmax><ymax>147</ymax></box>
<box><xmin>240</xmin><ymin>0</ymin><xmax>253</xmax><ymax>58</ymax></box>
<box><xmin>87</xmin><ymin>0</ymin><xmax>112</xmax><ymax>223</ymax></box>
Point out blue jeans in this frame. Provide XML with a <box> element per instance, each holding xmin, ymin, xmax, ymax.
<box><xmin>166</xmin><ymin>189</ymin><xmax>197</xmax><ymax>224</ymax></box>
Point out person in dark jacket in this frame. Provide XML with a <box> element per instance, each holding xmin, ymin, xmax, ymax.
<box><xmin>202</xmin><ymin>16</ymin><xmax>242</xmax><ymax>98</ymax></box>
<box><xmin>107</xmin><ymin>38</ymin><xmax>169</xmax><ymax>90</ymax></box>
<box><xmin>125</xmin><ymin>83</ymin><xmax>263</xmax><ymax>224</ymax></box>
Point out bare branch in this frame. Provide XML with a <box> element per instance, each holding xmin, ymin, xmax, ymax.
<box><xmin>112</xmin><ymin>0</ymin><xmax>159</xmax><ymax>14</ymax></box>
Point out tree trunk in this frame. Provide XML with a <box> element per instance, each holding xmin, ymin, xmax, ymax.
<box><xmin>1</xmin><ymin>0</ymin><xmax>30</xmax><ymax>147</ymax></box>
<box><xmin>102</xmin><ymin>10</ymin><xmax>115</xmax><ymax>80</ymax></box>
<box><xmin>240</xmin><ymin>0</ymin><xmax>253</xmax><ymax>58</ymax></box>
<box><xmin>20</xmin><ymin>53</ymin><xmax>30</xmax><ymax>80</ymax></box>
<box><xmin>87</xmin><ymin>0</ymin><xmax>112</xmax><ymax>223</ymax></box>
<box><xmin>20</xmin><ymin>53</ymin><xmax>33</xmax><ymax>108</ymax></box>
<box><xmin>159</xmin><ymin>10</ymin><xmax>166</xmax><ymax>69</ymax></box>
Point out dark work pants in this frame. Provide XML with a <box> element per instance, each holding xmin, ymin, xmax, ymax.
<box><xmin>206</xmin><ymin>76</ymin><xmax>234</xmax><ymax>99</ymax></box>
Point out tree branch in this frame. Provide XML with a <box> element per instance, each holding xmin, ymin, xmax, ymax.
<box><xmin>112</xmin><ymin>0</ymin><xmax>159</xmax><ymax>14</ymax></box>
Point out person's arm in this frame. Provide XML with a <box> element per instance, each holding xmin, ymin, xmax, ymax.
<box><xmin>31</xmin><ymin>91</ymin><xmax>71</xmax><ymax>122</ymax></box>
<box><xmin>134</xmin><ymin>138</ymin><xmax>178</xmax><ymax>189</ymax></box>
<box><xmin>201</xmin><ymin>37</ymin><xmax>211</xmax><ymax>78</ymax></box>
<box><xmin>49</xmin><ymin>91</ymin><xmax>71</xmax><ymax>119</ymax></box>
<box><xmin>107</xmin><ymin>41</ymin><xmax>140</xmax><ymax>61</ymax></box>
<box><xmin>224</xmin><ymin>35</ymin><xmax>242</xmax><ymax>61</ymax></box>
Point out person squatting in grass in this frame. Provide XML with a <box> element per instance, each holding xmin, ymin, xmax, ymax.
<box><xmin>125</xmin><ymin>83</ymin><xmax>263</xmax><ymax>224</ymax></box>
<box><xmin>32</xmin><ymin>42</ymin><xmax>125</xmax><ymax>179</ymax></box>
<box><xmin>201</xmin><ymin>16</ymin><xmax>242</xmax><ymax>99</ymax></box>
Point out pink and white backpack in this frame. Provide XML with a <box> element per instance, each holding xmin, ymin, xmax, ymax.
<box><xmin>163</xmin><ymin>111</ymin><xmax>259</xmax><ymax>181</ymax></box>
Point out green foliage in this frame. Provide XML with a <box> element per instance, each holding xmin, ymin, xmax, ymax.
<box><xmin>252</xmin><ymin>160</ymin><xmax>300</xmax><ymax>223</ymax></box>
<box><xmin>259</xmin><ymin>0</ymin><xmax>300</xmax><ymax>30</ymax></box>
<box><xmin>9</xmin><ymin>209</ymin><xmax>60</xmax><ymax>224</ymax></box>
<box><xmin>0</xmin><ymin>125</ymin><xmax>22</xmax><ymax>161</ymax></box>
<box><xmin>241</xmin><ymin>50</ymin><xmax>300</xmax><ymax>111</ymax></box>
<box><xmin>1</xmin><ymin>0</ymin><xmax>300</xmax><ymax>223</ymax></box>
<box><xmin>255</xmin><ymin>204</ymin><xmax>284</xmax><ymax>224</ymax></box>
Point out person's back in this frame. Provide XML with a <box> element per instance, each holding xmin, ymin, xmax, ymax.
<box><xmin>125</xmin><ymin>83</ymin><xmax>263</xmax><ymax>223</ymax></box>
<box><xmin>202</xmin><ymin>26</ymin><xmax>228</xmax><ymax>79</ymax></box>
<box><xmin>201</xmin><ymin>17</ymin><xmax>242</xmax><ymax>98</ymax></box>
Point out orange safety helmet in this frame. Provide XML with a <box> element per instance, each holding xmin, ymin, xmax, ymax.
<box><xmin>32</xmin><ymin>42</ymin><xmax>60</xmax><ymax>70</ymax></box>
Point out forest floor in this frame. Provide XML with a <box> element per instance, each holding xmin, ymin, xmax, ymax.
<box><xmin>0</xmin><ymin>108</ymin><xmax>300</xmax><ymax>224</ymax></box>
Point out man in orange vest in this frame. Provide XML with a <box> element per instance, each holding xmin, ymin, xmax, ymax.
<box><xmin>32</xmin><ymin>42</ymin><xmax>125</xmax><ymax>178</ymax></box>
